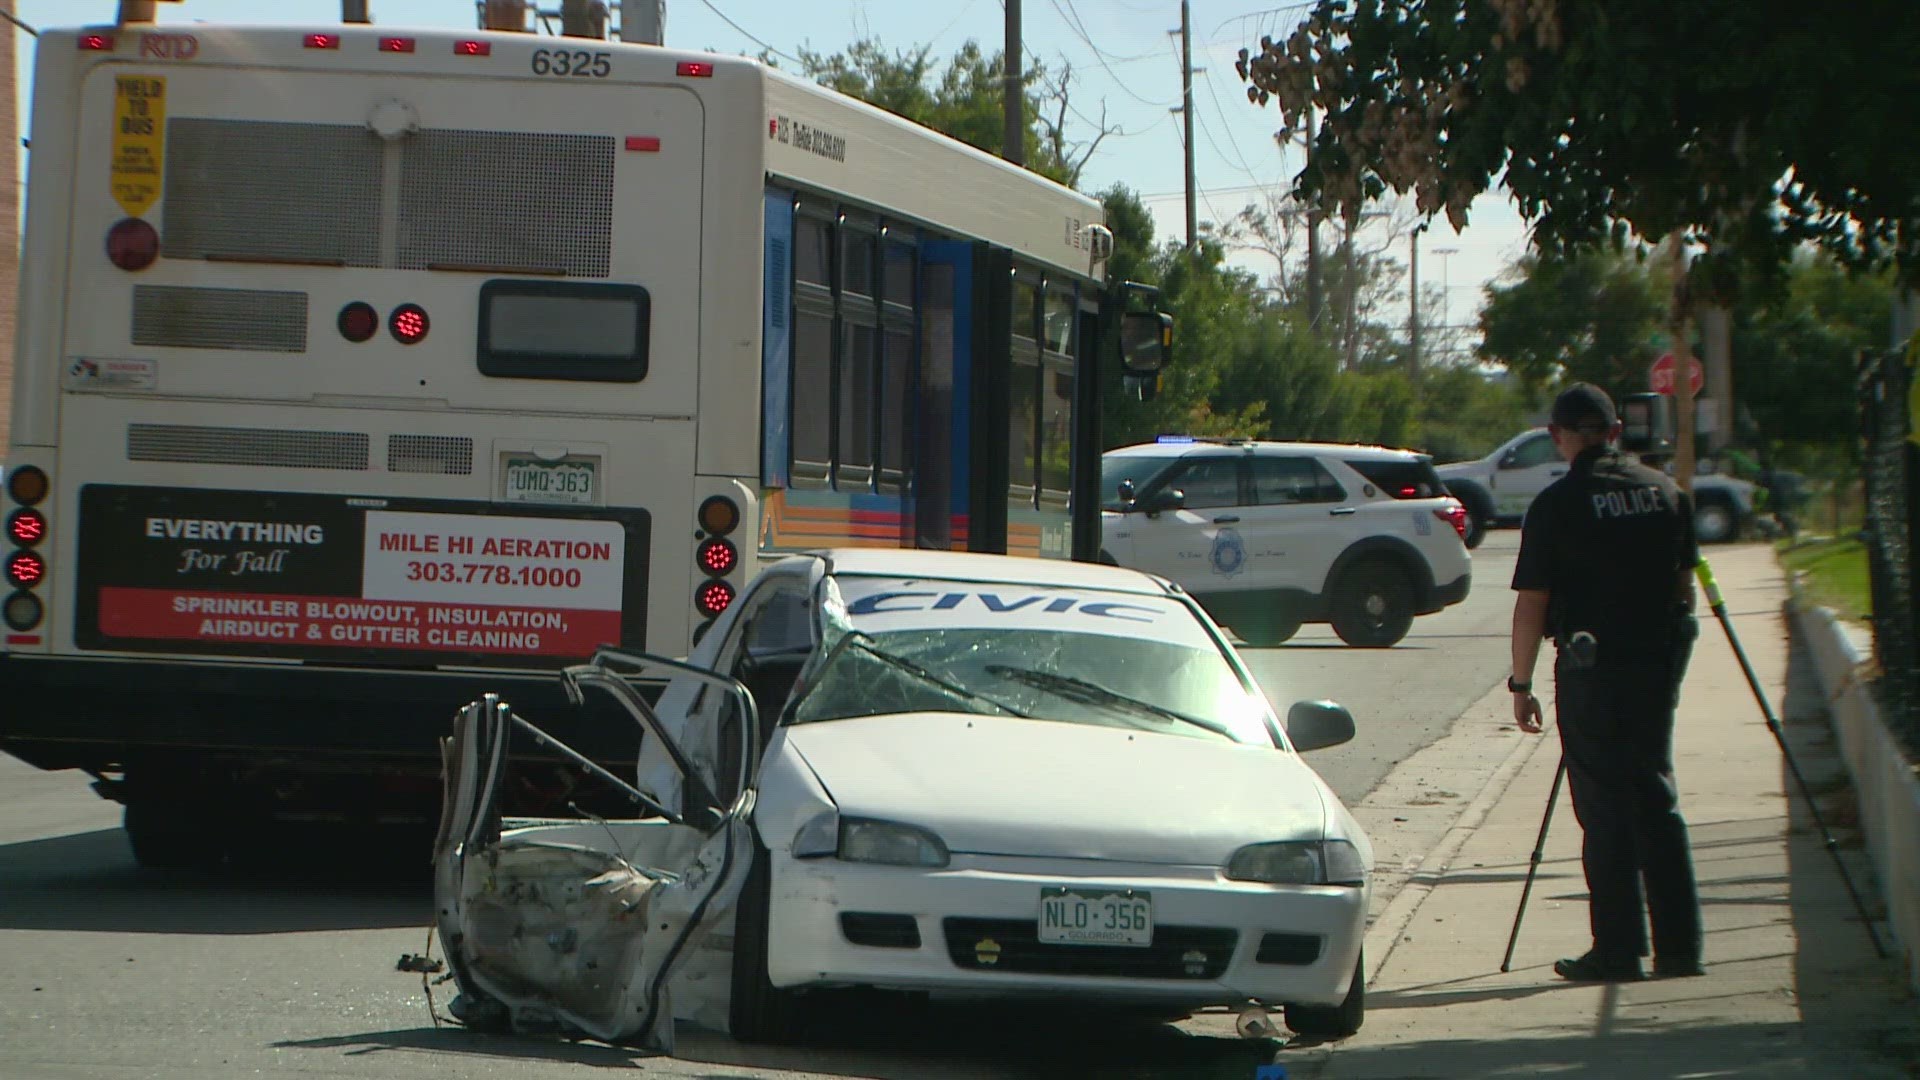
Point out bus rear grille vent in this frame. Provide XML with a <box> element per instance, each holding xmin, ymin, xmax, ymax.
<box><xmin>388</xmin><ymin>435</ymin><xmax>474</xmax><ymax>475</ymax></box>
<box><xmin>128</xmin><ymin>424</ymin><xmax>371</xmax><ymax>471</ymax></box>
<box><xmin>397</xmin><ymin>129</ymin><xmax>614</xmax><ymax>277</ymax></box>
<box><xmin>131</xmin><ymin>285</ymin><xmax>309</xmax><ymax>353</ymax></box>
<box><xmin>162</xmin><ymin>118</ymin><xmax>384</xmax><ymax>268</ymax></box>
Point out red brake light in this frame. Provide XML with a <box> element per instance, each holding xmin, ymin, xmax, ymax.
<box><xmin>389</xmin><ymin>304</ymin><xmax>430</xmax><ymax>344</ymax></box>
<box><xmin>455</xmin><ymin>40</ymin><xmax>491</xmax><ymax>56</ymax></box>
<box><xmin>106</xmin><ymin>218</ymin><xmax>160</xmax><ymax>272</ymax></box>
<box><xmin>695</xmin><ymin>580</ymin><xmax>736</xmax><ymax>618</ymax></box>
<box><xmin>676</xmin><ymin>61</ymin><xmax>714</xmax><ymax>77</ymax></box>
<box><xmin>697</xmin><ymin>537</ymin><xmax>738</xmax><ymax>577</ymax></box>
<box><xmin>5</xmin><ymin>551</ymin><xmax>45</xmax><ymax>589</ymax></box>
<box><xmin>338</xmin><ymin>302</ymin><xmax>379</xmax><ymax>343</ymax></box>
<box><xmin>305</xmin><ymin>33</ymin><xmax>341</xmax><ymax>49</ymax></box>
<box><xmin>78</xmin><ymin>34</ymin><xmax>115</xmax><ymax>51</ymax></box>
<box><xmin>1434</xmin><ymin>504</ymin><xmax>1468</xmax><ymax>540</ymax></box>
<box><xmin>625</xmin><ymin>136</ymin><xmax>662</xmax><ymax>152</ymax></box>
<box><xmin>379</xmin><ymin>37</ymin><xmax>417</xmax><ymax>53</ymax></box>
<box><xmin>7</xmin><ymin>510</ymin><xmax>46</xmax><ymax>548</ymax></box>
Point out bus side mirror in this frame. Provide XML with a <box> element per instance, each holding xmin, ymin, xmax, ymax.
<box><xmin>1120</xmin><ymin>311</ymin><xmax>1172</xmax><ymax>376</ymax></box>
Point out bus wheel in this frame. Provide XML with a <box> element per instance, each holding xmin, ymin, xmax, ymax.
<box><xmin>124</xmin><ymin>799</ymin><xmax>217</xmax><ymax>870</ymax></box>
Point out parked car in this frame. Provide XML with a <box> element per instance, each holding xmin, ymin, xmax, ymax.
<box><xmin>1437</xmin><ymin>428</ymin><xmax>1760</xmax><ymax>544</ymax></box>
<box><xmin>1100</xmin><ymin>438</ymin><xmax>1471</xmax><ymax>647</ymax></box>
<box><xmin>432</xmin><ymin>550</ymin><xmax>1374</xmax><ymax>1050</ymax></box>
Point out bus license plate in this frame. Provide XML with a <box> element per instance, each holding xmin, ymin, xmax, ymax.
<box><xmin>1037</xmin><ymin>888</ymin><xmax>1153</xmax><ymax>947</ymax></box>
<box><xmin>503</xmin><ymin>458</ymin><xmax>597</xmax><ymax>506</ymax></box>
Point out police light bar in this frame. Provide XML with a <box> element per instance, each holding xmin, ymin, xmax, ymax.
<box><xmin>1156</xmin><ymin>435</ymin><xmax>1195</xmax><ymax>444</ymax></box>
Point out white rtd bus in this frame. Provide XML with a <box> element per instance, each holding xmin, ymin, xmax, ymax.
<box><xmin>0</xmin><ymin>12</ymin><xmax>1169</xmax><ymax>862</ymax></box>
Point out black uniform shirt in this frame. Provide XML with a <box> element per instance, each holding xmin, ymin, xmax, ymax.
<box><xmin>1512</xmin><ymin>445</ymin><xmax>1698</xmax><ymax>659</ymax></box>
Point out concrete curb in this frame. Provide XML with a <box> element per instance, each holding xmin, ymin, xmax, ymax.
<box><xmin>1788</xmin><ymin>598</ymin><xmax>1920</xmax><ymax>995</ymax></box>
<box><xmin>1355</xmin><ymin>682</ymin><xmax>1556</xmax><ymax>984</ymax></box>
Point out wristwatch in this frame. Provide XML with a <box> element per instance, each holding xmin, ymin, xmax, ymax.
<box><xmin>1507</xmin><ymin>676</ymin><xmax>1532</xmax><ymax>693</ymax></box>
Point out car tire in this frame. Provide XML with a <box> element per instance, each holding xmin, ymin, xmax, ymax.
<box><xmin>124</xmin><ymin>799</ymin><xmax>216</xmax><ymax>870</ymax></box>
<box><xmin>1284</xmin><ymin>950</ymin><xmax>1365</xmax><ymax>1040</ymax></box>
<box><xmin>728</xmin><ymin>841</ymin><xmax>815</xmax><ymax>1045</ymax></box>
<box><xmin>1695</xmin><ymin>497</ymin><xmax>1739</xmax><ymax>544</ymax></box>
<box><xmin>1329</xmin><ymin>562</ymin><xmax>1415</xmax><ymax>648</ymax></box>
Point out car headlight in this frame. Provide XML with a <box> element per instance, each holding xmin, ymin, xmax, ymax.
<box><xmin>1225</xmin><ymin>840</ymin><xmax>1366</xmax><ymax>886</ymax></box>
<box><xmin>838</xmin><ymin>817</ymin><xmax>950</xmax><ymax>868</ymax></box>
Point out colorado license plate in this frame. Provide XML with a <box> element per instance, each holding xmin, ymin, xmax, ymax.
<box><xmin>503</xmin><ymin>458</ymin><xmax>597</xmax><ymax>506</ymax></box>
<box><xmin>1037</xmin><ymin>887</ymin><xmax>1153</xmax><ymax>947</ymax></box>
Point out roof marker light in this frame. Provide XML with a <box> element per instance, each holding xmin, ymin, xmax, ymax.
<box><xmin>455</xmin><ymin>40</ymin><xmax>491</xmax><ymax>56</ymax></box>
<box><xmin>676</xmin><ymin>61</ymin><xmax>714</xmax><ymax>77</ymax></box>
<box><xmin>304</xmin><ymin>33</ymin><xmax>341</xmax><ymax>49</ymax></box>
<box><xmin>625</xmin><ymin>136</ymin><xmax>661</xmax><ymax>152</ymax></box>
<box><xmin>379</xmin><ymin>37</ymin><xmax>417</xmax><ymax>53</ymax></box>
<box><xmin>77</xmin><ymin>34</ymin><xmax>115</xmax><ymax>51</ymax></box>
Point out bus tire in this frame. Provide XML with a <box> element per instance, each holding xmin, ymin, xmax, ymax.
<box><xmin>124</xmin><ymin>799</ymin><xmax>215</xmax><ymax>870</ymax></box>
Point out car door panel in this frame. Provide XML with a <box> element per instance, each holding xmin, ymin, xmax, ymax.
<box><xmin>1491</xmin><ymin>433</ymin><xmax>1566</xmax><ymax>517</ymax></box>
<box><xmin>1122</xmin><ymin>456</ymin><xmax>1245</xmax><ymax>592</ymax></box>
<box><xmin>1238</xmin><ymin>455</ymin><xmax>1358</xmax><ymax>600</ymax></box>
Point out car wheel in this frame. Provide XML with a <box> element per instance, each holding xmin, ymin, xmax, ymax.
<box><xmin>1448</xmin><ymin>484</ymin><xmax>1493</xmax><ymax>550</ymax></box>
<box><xmin>1695</xmin><ymin>498</ymin><xmax>1738</xmax><ymax>544</ymax></box>
<box><xmin>728</xmin><ymin>841</ymin><xmax>816</xmax><ymax>1045</ymax></box>
<box><xmin>1284</xmin><ymin>950</ymin><xmax>1365</xmax><ymax>1041</ymax></box>
<box><xmin>1235</xmin><ymin>609</ymin><xmax>1303</xmax><ymax>647</ymax></box>
<box><xmin>1329</xmin><ymin>562</ymin><xmax>1415</xmax><ymax>648</ymax></box>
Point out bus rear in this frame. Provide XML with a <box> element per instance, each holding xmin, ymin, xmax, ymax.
<box><xmin>0</xmin><ymin>22</ymin><xmax>762</xmax><ymax>856</ymax></box>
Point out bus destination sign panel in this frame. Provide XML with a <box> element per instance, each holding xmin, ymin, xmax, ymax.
<box><xmin>74</xmin><ymin>485</ymin><xmax>650</xmax><ymax>663</ymax></box>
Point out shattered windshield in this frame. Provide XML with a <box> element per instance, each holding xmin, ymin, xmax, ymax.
<box><xmin>790</xmin><ymin>576</ymin><xmax>1277</xmax><ymax>746</ymax></box>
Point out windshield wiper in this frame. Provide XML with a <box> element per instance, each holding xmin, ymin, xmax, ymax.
<box><xmin>790</xmin><ymin>635</ymin><xmax>1031</xmax><ymax>722</ymax></box>
<box><xmin>983</xmin><ymin>665</ymin><xmax>1237</xmax><ymax>739</ymax></box>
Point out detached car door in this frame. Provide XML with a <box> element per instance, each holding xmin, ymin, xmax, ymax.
<box><xmin>431</xmin><ymin>651</ymin><xmax>762</xmax><ymax>1054</ymax></box>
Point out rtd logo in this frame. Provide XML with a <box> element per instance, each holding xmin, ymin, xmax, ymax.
<box><xmin>140</xmin><ymin>33</ymin><xmax>200</xmax><ymax>60</ymax></box>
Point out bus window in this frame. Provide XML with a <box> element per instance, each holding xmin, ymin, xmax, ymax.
<box><xmin>795</xmin><ymin>213</ymin><xmax>832</xmax><ymax>288</ymax></box>
<box><xmin>840</xmin><ymin>216</ymin><xmax>877</xmax><ymax>299</ymax></box>
<box><xmin>838</xmin><ymin>321</ymin><xmax>877</xmax><ymax>490</ymax></box>
<box><xmin>882</xmin><ymin>238</ymin><xmax>916</xmax><ymax>308</ymax></box>
<box><xmin>791</xmin><ymin>306</ymin><xmax>834</xmax><ymax>488</ymax></box>
<box><xmin>879</xmin><ymin>322</ymin><xmax>914</xmax><ymax>494</ymax></box>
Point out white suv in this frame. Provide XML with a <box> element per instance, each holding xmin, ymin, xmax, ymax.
<box><xmin>1100</xmin><ymin>438</ymin><xmax>1472</xmax><ymax>647</ymax></box>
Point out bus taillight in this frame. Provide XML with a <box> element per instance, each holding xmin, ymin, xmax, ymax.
<box><xmin>379</xmin><ymin>37</ymin><xmax>417</xmax><ymax>53</ymax></box>
<box><xmin>5</xmin><ymin>551</ymin><xmax>44</xmax><ymax>589</ymax></box>
<box><xmin>455</xmin><ymin>40</ymin><xmax>492</xmax><ymax>56</ymax></box>
<box><xmin>106</xmin><ymin>219</ymin><xmax>159</xmax><ymax>271</ymax></box>
<box><xmin>695</xmin><ymin>580</ymin><xmax>735</xmax><ymax>619</ymax></box>
<box><xmin>7</xmin><ymin>467</ymin><xmax>47</xmax><ymax>507</ymax></box>
<box><xmin>697</xmin><ymin>537</ymin><xmax>738</xmax><ymax>577</ymax></box>
<box><xmin>77</xmin><ymin>34</ymin><xmax>114</xmax><ymax>51</ymax></box>
<box><xmin>676</xmin><ymin>62</ymin><xmax>715</xmax><ymax>77</ymax></box>
<box><xmin>7</xmin><ymin>509</ymin><xmax>45</xmax><ymax>548</ymax></box>
<box><xmin>389</xmin><ymin>304</ymin><xmax>430</xmax><ymax>344</ymax></box>
<box><xmin>304</xmin><ymin>33</ymin><xmax>341</xmax><ymax>49</ymax></box>
<box><xmin>2</xmin><ymin>590</ymin><xmax>41</xmax><ymax>632</ymax></box>
<box><xmin>338</xmin><ymin>302</ymin><xmax>379</xmax><ymax>343</ymax></box>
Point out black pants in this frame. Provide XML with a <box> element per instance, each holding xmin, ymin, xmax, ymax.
<box><xmin>1553</xmin><ymin>621</ymin><xmax>1703</xmax><ymax>964</ymax></box>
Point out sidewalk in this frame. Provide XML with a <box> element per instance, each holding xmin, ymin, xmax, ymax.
<box><xmin>1302</xmin><ymin>543</ymin><xmax>1919</xmax><ymax>1078</ymax></box>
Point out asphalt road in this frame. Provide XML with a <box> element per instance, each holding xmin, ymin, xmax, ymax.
<box><xmin>0</xmin><ymin>535</ymin><xmax>1520</xmax><ymax>1080</ymax></box>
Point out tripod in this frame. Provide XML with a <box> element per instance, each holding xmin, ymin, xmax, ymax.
<box><xmin>1500</xmin><ymin>558</ymin><xmax>1888</xmax><ymax>969</ymax></box>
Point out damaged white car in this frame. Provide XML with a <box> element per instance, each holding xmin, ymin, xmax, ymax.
<box><xmin>431</xmin><ymin>550</ymin><xmax>1373</xmax><ymax>1051</ymax></box>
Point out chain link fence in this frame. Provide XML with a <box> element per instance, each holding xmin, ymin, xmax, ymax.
<box><xmin>1856</xmin><ymin>346</ymin><xmax>1920</xmax><ymax>756</ymax></box>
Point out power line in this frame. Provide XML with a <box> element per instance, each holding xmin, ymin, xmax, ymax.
<box><xmin>1044</xmin><ymin>0</ymin><xmax>1178</xmax><ymax>107</ymax></box>
<box><xmin>693</xmin><ymin>0</ymin><xmax>803</xmax><ymax>65</ymax></box>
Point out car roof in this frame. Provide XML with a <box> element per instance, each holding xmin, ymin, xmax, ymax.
<box><xmin>1104</xmin><ymin>439</ymin><xmax>1430</xmax><ymax>461</ymax></box>
<box><xmin>805</xmin><ymin>549</ymin><xmax>1178</xmax><ymax>597</ymax></box>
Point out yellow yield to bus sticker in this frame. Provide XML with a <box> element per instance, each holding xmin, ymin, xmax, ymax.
<box><xmin>111</xmin><ymin>75</ymin><xmax>166</xmax><ymax>216</ymax></box>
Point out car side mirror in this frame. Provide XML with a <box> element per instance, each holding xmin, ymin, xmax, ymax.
<box><xmin>1120</xmin><ymin>311</ymin><xmax>1172</xmax><ymax>376</ymax></box>
<box><xmin>1286</xmin><ymin>700</ymin><xmax>1355</xmax><ymax>751</ymax></box>
<box><xmin>1143</xmin><ymin>488</ymin><xmax>1184</xmax><ymax>516</ymax></box>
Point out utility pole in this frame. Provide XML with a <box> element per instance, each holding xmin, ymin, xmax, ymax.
<box><xmin>1408</xmin><ymin>227</ymin><xmax>1422</xmax><ymax>375</ymax></box>
<box><xmin>1700</xmin><ymin>304</ymin><xmax>1731</xmax><ymax>450</ymax></box>
<box><xmin>341</xmin><ymin>0</ymin><xmax>369</xmax><ymax>22</ymax></box>
<box><xmin>1670</xmin><ymin>239</ymin><xmax>1697</xmax><ymax>494</ymax></box>
<box><xmin>1003</xmin><ymin>0</ymin><xmax>1023</xmax><ymax>166</ymax></box>
<box><xmin>1303</xmin><ymin>111</ymin><xmax>1322</xmax><ymax>332</ymax></box>
<box><xmin>1176</xmin><ymin>0</ymin><xmax>1196</xmax><ymax>250</ymax></box>
<box><xmin>560</xmin><ymin>0</ymin><xmax>607</xmax><ymax>38</ymax></box>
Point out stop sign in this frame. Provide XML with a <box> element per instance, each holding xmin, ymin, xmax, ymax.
<box><xmin>1650</xmin><ymin>352</ymin><xmax>1704</xmax><ymax>396</ymax></box>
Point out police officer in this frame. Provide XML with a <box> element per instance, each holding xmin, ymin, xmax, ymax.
<box><xmin>1508</xmin><ymin>383</ymin><xmax>1706</xmax><ymax>982</ymax></box>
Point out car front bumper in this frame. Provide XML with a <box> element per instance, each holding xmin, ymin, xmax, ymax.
<box><xmin>765</xmin><ymin>851</ymin><xmax>1367</xmax><ymax>1008</ymax></box>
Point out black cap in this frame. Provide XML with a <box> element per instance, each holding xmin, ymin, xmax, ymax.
<box><xmin>1551</xmin><ymin>382</ymin><xmax>1616</xmax><ymax>435</ymax></box>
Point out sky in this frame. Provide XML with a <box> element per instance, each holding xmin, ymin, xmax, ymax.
<box><xmin>10</xmin><ymin>0</ymin><xmax>1536</xmax><ymax>344</ymax></box>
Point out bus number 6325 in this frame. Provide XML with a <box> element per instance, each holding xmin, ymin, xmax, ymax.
<box><xmin>531</xmin><ymin>49</ymin><xmax>611</xmax><ymax>78</ymax></box>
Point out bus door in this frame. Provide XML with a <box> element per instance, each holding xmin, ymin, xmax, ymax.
<box><xmin>915</xmin><ymin>240</ymin><xmax>973</xmax><ymax>551</ymax></box>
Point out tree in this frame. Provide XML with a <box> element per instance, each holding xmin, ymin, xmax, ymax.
<box><xmin>1234</xmin><ymin>1</ymin><xmax>1920</xmax><ymax>289</ymax></box>
<box><xmin>1476</xmin><ymin>246</ymin><xmax>1670</xmax><ymax>393</ymax></box>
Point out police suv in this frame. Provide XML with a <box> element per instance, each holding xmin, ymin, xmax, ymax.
<box><xmin>1100</xmin><ymin>438</ymin><xmax>1472</xmax><ymax>647</ymax></box>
